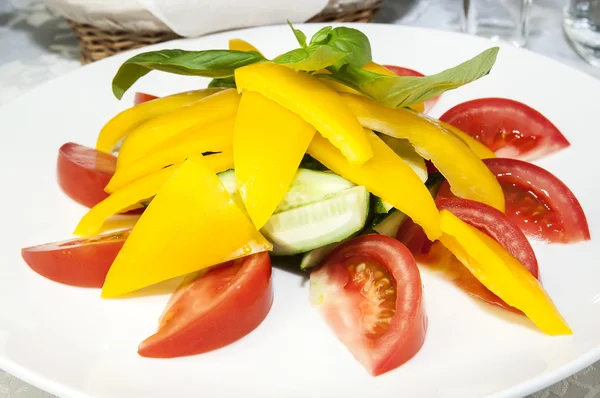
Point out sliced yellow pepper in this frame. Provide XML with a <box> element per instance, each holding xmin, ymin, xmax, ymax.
<box><xmin>308</xmin><ymin>129</ymin><xmax>441</xmax><ymax>240</ymax></box>
<box><xmin>75</xmin><ymin>166</ymin><xmax>177</xmax><ymax>236</ymax></box>
<box><xmin>106</xmin><ymin>116</ymin><xmax>235</xmax><ymax>192</ymax></box>
<box><xmin>96</xmin><ymin>88</ymin><xmax>220</xmax><ymax>153</ymax></box>
<box><xmin>116</xmin><ymin>88</ymin><xmax>240</xmax><ymax>168</ymax></box>
<box><xmin>229</xmin><ymin>38</ymin><xmax>261</xmax><ymax>54</ymax></box>
<box><xmin>437</xmin><ymin>121</ymin><xmax>496</xmax><ymax>159</ymax></box>
<box><xmin>101</xmin><ymin>156</ymin><xmax>272</xmax><ymax>298</ymax></box>
<box><xmin>107</xmin><ymin>151</ymin><xmax>232</xmax><ymax>194</ymax></box>
<box><xmin>235</xmin><ymin>91</ymin><xmax>315</xmax><ymax>229</ymax></box>
<box><xmin>235</xmin><ymin>62</ymin><xmax>372</xmax><ymax>165</ymax></box>
<box><xmin>342</xmin><ymin>93</ymin><xmax>505</xmax><ymax>211</ymax></box>
<box><xmin>438</xmin><ymin>210</ymin><xmax>571</xmax><ymax>335</ymax></box>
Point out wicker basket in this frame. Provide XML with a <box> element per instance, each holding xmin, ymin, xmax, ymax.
<box><xmin>68</xmin><ymin>0</ymin><xmax>382</xmax><ymax>64</ymax></box>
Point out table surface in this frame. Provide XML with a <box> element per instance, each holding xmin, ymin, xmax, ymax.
<box><xmin>1</xmin><ymin>0</ymin><xmax>598</xmax><ymax>397</ymax></box>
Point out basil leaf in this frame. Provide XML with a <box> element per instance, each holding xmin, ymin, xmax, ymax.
<box><xmin>310</xmin><ymin>26</ymin><xmax>333</xmax><ymax>45</ymax></box>
<box><xmin>112</xmin><ymin>49</ymin><xmax>265</xmax><ymax>99</ymax></box>
<box><xmin>326</xmin><ymin>47</ymin><xmax>499</xmax><ymax>108</ymax></box>
<box><xmin>286</xmin><ymin>20</ymin><xmax>307</xmax><ymax>48</ymax></box>
<box><xmin>274</xmin><ymin>45</ymin><xmax>348</xmax><ymax>71</ymax></box>
<box><xmin>324</xmin><ymin>27</ymin><xmax>372</xmax><ymax>67</ymax></box>
<box><xmin>208</xmin><ymin>76</ymin><xmax>236</xmax><ymax>88</ymax></box>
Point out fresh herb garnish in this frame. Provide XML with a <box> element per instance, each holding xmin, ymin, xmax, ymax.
<box><xmin>320</xmin><ymin>47</ymin><xmax>499</xmax><ymax>108</ymax></box>
<box><xmin>112</xmin><ymin>50</ymin><xmax>265</xmax><ymax>99</ymax></box>
<box><xmin>111</xmin><ymin>22</ymin><xmax>498</xmax><ymax>107</ymax></box>
<box><xmin>208</xmin><ymin>76</ymin><xmax>237</xmax><ymax>89</ymax></box>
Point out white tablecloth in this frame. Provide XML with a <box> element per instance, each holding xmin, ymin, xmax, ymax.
<box><xmin>1</xmin><ymin>0</ymin><xmax>598</xmax><ymax>396</ymax></box>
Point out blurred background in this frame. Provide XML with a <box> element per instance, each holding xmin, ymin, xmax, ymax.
<box><xmin>0</xmin><ymin>0</ymin><xmax>599</xmax><ymax>397</ymax></box>
<box><xmin>1</xmin><ymin>0</ymin><xmax>600</xmax><ymax>106</ymax></box>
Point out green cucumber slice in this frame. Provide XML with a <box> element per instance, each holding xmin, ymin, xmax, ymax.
<box><xmin>300</xmin><ymin>241</ymin><xmax>343</xmax><ymax>270</ymax></box>
<box><xmin>217</xmin><ymin>168</ymin><xmax>354</xmax><ymax>213</ymax></box>
<box><xmin>261</xmin><ymin>186</ymin><xmax>370</xmax><ymax>255</ymax></box>
<box><xmin>373</xmin><ymin>210</ymin><xmax>407</xmax><ymax>237</ymax></box>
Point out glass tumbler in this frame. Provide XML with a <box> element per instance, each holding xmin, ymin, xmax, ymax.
<box><xmin>463</xmin><ymin>0</ymin><xmax>532</xmax><ymax>47</ymax></box>
<box><xmin>564</xmin><ymin>0</ymin><xmax>600</xmax><ymax>67</ymax></box>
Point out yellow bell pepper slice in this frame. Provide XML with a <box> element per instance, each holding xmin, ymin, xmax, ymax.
<box><xmin>235</xmin><ymin>90</ymin><xmax>315</xmax><ymax>229</ymax></box>
<box><xmin>106</xmin><ymin>116</ymin><xmax>235</xmax><ymax>192</ymax></box>
<box><xmin>308</xmin><ymin>129</ymin><xmax>441</xmax><ymax>240</ymax></box>
<box><xmin>342</xmin><ymin>93</ymin><xmax>505</xmax><ymax>211</ymax></box>
<box><xmin>437</xmin><ymin>121</ymin><xmax>496</xmax><ymax>159</ymax></box>
<box><xmin>438</xmin><ymin>210</ymin><xmax>571</xmax><ymax>335</ymax></box>
<box><xmin>116</xmin><ymin>88</ymin><xmax>240</xmax><ymax>168</ymax></box>
<box><xmin>235</xmin><ymin>62</ymin><xmax>372</xmax><ymax>165</ymax></box>
<box><xmin>75</xmin><ymin>166</ymin><xmax>177</xmax><ymax>236</ymax></box>
<box><xmin>229</xmin><ymin>38</ymin><xmax>261</xmax><ymax>54</ymax></box>
<box><xmin>107</xmin><ymin>151</ymin><xmax>232</xmax><ymax>194</ymax></box>
<box><xmin>101</xmin><ymin>156</ymin><xmax>272</xmax><ymax>298</ymax></box>
<box><xmin>96</xmin><ymin>88</ymin><xmax>220</xmax><ymax>153</ymax></box>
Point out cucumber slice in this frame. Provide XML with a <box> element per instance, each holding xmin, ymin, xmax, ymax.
<box><xmin>274</xmin><ymin>169</ymin><xmax>355</xmax><ymax>213</ymax></box>
<box><xmin>261</xmin><ymin>186</ymin><xmax>370</xmax><ymax>255</ymax></box>
<box><xmin>373</xmin><ymin>210</ymin><xmax>407</xmax><ymax>237</ymax></box>
<box><xmin>300</xmin><ymin>241</ymin><xmax>343</xmax><ymax>270</ymax></box>
<box><xmin>217</xmin><ymin>168</ymin><xmax>355</xmax><ymax>214</ymax></box>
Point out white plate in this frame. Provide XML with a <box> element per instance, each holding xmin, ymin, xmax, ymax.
<box><xmin>0</xmin><ymin>23</ymin><xmax>599</xmax><ymax>398</ymax></box>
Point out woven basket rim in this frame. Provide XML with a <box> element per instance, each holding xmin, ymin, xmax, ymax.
<box><xmin>69</xmin><ymin>0</ymin><xmax>382</xmax><ymax>63</ymax></box>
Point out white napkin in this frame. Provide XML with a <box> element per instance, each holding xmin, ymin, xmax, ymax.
<box><xmin>135</xmin><ymin>0</ymin><xmax>329</xmax><ymax>37</ymax></box>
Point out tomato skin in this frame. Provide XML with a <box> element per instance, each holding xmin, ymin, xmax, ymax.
<box><xmin>311</xmin><ymin>234</ymin><xmax>426</xmax><ymax>376</ymax></box>
<box><xmin>439</xmin><ymin>98</ymin><xmax>570</xmax><ymax>161</ymax></box>
<box><xmin>436</xmin><ymin>198</ymin><xmax>538</xmax><ymax>277</ymax></box>
<box><xmin>437</xmin><ymin>158</ymin><xmax>590</xmax><ymax>243</ymax></box>
<box><xmin>383</xmin><ymin>65</ymin><xmax>439</xmax><ymax>111</ymax></box>
<box><xmin>138</xmin><ymin>252</ymin><xmax>273</xmax><ymax>358</ymax></box>
<box><xmin>134</xmin><ymin>92</ymin><xmax>159</xmax><ymax>105</ymax></box>
<box><xmin>21</xmin><ymin>230</ymin><xmax>130</xmax><ymax>288</ymax></box>
<box><xmin>57</xmin><ymin>143</ymin><xmax>116</xmax><ymax>208</ymax></box>
<box><xmin>398</xmin><ymin>198</ymin><xmax>539</xmax><ymax>312</ymax></box>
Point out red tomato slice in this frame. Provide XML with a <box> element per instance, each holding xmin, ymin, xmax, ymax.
<box><xmin>310</xmin><ymin>234</ymin><xmax>426</xmax><ymax>376</ymax></box>
<box><xmin>436</xmin><ymin>198</ymin><xmax>539</xmax><ymax>276</ymax></box>
<box><xmin>437</xmin><ymin>158</ymin><xmax>590</xmax><ymax>243</ymax></box>
<box><xmin>397</xmin><ymin>198</ymin><xmax>539</xmax><ymax>312</ymax></box>
<box><xmin>134</xmin><ymin>92</ymin><xmax>159</xmax><ymax>105</ymax></box>
<box><xmin>383</xmin><ymin>65</ymin><xmax>439</xmax><ymax>111</ymax></box>
<box><xmin>439</xmin><ymin>98</ymin><xmax>570</xmax><ymax>161</ymax></box>
<box><xmin>57</xmin><ymin>142</ymin><xmax>116</xmax><ymax>208</ymax></box>
<box><xmin>21</xmin><ymin>230</ymin><xmax>130</xmax><ymax>288</ymax></box>
<box><xmin>138</xmin><ymin>252</ymin><xmax>273</xmax><ymax>358</ymax></box>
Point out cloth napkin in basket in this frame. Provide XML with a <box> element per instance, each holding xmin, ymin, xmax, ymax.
<box><xmin>136</xmin><ymin>0</ymin><xmax>329</xmax><ymax>37</ymax></box>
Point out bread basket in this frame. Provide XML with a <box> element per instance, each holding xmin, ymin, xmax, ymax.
<box><xmin>45</xmin><ymin>0</ymin><xmax>382</xmax><ymax>64</ymax></box>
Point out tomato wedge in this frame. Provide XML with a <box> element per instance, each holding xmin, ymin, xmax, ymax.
<box><xmin>134</xmin><ymin>92</ymin><xmax>159</xmax><ymax>105</ymax></box>
<box><xmin>21</xmin><ymin>230</ymin><xmax>130</xmax><ymax>288</ymax></box>
<box><xmin>138</xmin><ymin>252</ymin><xmax>273</xmax><ymax>358</ymax></box>
<box><xmin>310</xmin><ymin>234</ymin><xmax>426</xmax><ymax>376</ymax></box>
<box><xmin>397</xmin><ymin>198</ymin><xmax>539</xmax><ymax>312</ymax></box>
<box><xmin>439</xmin><ymin>98</ymin><xmax>570</xmax><ymax>161</ymax></box>
<box><xmin>57</xmin><ymin>142</ymin><xmax>116</xmax><ymax>208</ymax></box>
<box><xmin>383</xmin><ymin>65</ymin><xmax>439</xmax><ymax>111</ymax></box>
<box><xmin>437</xmin><ymin>158</ymin><xmax>590</xmax><ymax>243</ymax></box>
